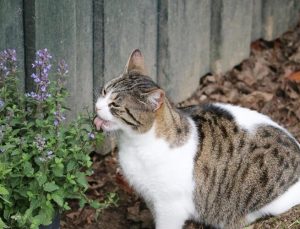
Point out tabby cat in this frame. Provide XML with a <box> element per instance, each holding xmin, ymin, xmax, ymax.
<box><xmin>94</xmin><ymin>49</ymin><xmax>300</xmax><ymax>229</ymax></box>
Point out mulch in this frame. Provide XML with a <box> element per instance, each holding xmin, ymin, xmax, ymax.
<box><xmin>61</xmin><ymin>23</ymin><xmax>300</xmax><ymax>229</ymax></box>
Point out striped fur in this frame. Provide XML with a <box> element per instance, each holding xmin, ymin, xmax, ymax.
<box><xmin>95</xmin><ymin>49</ymin><xmax>300</xmax><ymax>229</ymax></box>
<box><xmin>186</xmin><ymin>104</ymin><xmax>300</xmax><ymax>228</ymax></box>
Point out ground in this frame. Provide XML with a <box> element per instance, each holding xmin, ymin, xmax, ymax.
<box><xmin>61</xmin><ymin>24</ymin><xmax>300</xmax><ymax>229</ymax></box>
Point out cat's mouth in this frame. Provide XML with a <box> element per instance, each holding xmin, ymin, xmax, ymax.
<box><xmin>94</xmin><ymin>116</ymin><xmax>115</xmax><ymax>131</ymax></box>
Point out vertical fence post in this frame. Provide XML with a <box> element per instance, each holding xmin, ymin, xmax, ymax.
<box><xmin>157</xmin><ymin>0</ymin><xmax>211</xmax><ymax>102</ymax></box>
<box><xmin>23</xmin><ymin>0</ymin><xmax>93</xmax><ymax>119</ymax></box>
<box><xmin>103</xmin><ymin>0</ymin><xmax>158</xmax><ymax>83</ymax></box>
<box><xmin>251</xmin><ymin>0</ymin><xmax>263</xmax><ymax>41</ymax></box>
<box><xmin>262</xmin><ymin>0</ymin><xmax>293</xmax><ymax>40</ymax></box>
<box><xmin>93</xmin><ymin>0</ymin><xmax>105</xmax><ymax>101</ymax></box>
<box><xmin>0</xmin><ymin>0</ymin><xmax>25</xmax><ymax>89</ymax></box>
<box><xmin>75</xmin><ymin>0</ymin><xmax>93</xmax><ymax>113</ymax></box>
<box><xmin>289</xmin><ymin>0</ymin><xmax>300</xmax><ymax>29</ymax></box>
<box><xmin>2</xmin><ymin>0</ymin><xmax>298</xmax><ymax>124</ymax></box>
<box><xmin>210</xmin><ymin>0</ymin><xmax>253</xmax><ymax>74</ymax></box>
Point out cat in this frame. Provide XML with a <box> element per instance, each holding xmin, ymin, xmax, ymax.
<box><xmin>94</xmin><ymin>49</ymin><xmax>300</xmax><ymax>229</ymax></box>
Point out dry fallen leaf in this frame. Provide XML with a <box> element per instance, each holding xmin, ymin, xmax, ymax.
<box><xmin>116</xmin><ymin>171</ymin><xmax>134</xmax><ymax>194</ymax></box>
<box><xmin>286</xmin><ymin>71</ymin><xmax>300</xmax><ymax>82</ymax></box>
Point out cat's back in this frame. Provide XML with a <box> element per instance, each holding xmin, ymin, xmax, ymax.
<box><xmin>180</xmin><ymin>103</ymin><xmax>300</xmax><ymax>228</ymax></box>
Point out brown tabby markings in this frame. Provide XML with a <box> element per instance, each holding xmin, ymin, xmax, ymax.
<box><xmin>155</xmin><ymin>99</ymin><xmax>191</xmax><ymax>147</ymax></box>
<box><xmin>103</xmin><ymin>73</ymin><xmax>158</xmax><ymax>133</ymax></box>
<box><xmin>186</xmin><ymin>104</ymin><xmax>300</xmax><ymax>228</ymax></box>
<box><xmin>103</xmin><ymin>72</ymin><xmax>191</xmax><ymax>146</ymax></box>
<box><xmin>100</xmin><ymin>50</ymin><xmax>300</xmax><ymax>229</ymax></box>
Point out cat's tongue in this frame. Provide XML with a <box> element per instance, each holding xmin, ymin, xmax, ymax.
<box><xmin>94</xmin><ymin>117</ymin><xmax>104</xmax><ymax>131</ymax></box>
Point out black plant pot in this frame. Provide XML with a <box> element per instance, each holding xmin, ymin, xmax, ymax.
<box><xmin>39</xmin><ymin>213</ymin><xmax>60</xmax><ymax>229</ymax></box>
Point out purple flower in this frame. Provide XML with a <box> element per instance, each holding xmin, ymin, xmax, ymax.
<box><xmin>0</xmin><ymin>99</ymin><xmax>4</xmax><ymax>109</ymax></box>
<box><xmin>41</xmin><ymin>85</ymin><xmax>46</xmax><ymax>92</ymax></box>
<box><xmin>39</xmin><ymin>150</ymin><xmax>54</xmax><ymax>162</ymax></box>
<box><xmin>54</xmin><ymin>119</ymin><xmax>59</xmax><ymax>126</ymax></box>
<box><xmin>88</xmin><ymin>132</ymin><xmax>95</xmax><ymax>140</ymax></box>
<box><xmin>46</xmin><ymin>151</ymin><xmax>54</xmax><ymax>159</ymax></box>
<box><xmin>56</xmin><ymin>59</ymin><xmax>69</xmax><ymax>91</ymax></box>
<box><xmin>53</xmin><ymin>107</ymin><xmax>65</xmax><ymax>126</ymax></box>
<box><xmin>57</xmin><ymin>60</ymin><xmax>68</xmax><ymax>76</ymax></box>
<box><xmin>0</xmin><ymin>49</ymin><xmax>17</xmax><ymax>78</ymax></box>
<box><xmin>34</xmin><ymin>134</ymin><xmax>46</xmax><ymax>151</ymax></box>
<box><xmin>27</xmin><ymin>49</ymin><xmax>52</xmax><ymax>101</ymax></box>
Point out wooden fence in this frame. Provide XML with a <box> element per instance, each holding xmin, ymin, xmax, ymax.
<box><xmin>1</xmin><ymin>0</ymin><xmax>300</xmax><ymax>119</ymax></box>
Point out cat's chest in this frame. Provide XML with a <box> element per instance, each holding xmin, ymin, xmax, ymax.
<box><xmin>118</xmin><ymin>133</ymin><xmax>174</xmax><ymax>185</ymax></box>
<box><xmin>117</xmin><ymin>125</ymin><xmax>198</xmax><ymax>199</ymax></box>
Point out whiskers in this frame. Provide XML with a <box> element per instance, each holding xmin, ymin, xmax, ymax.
<box><xmin>102</xmin><ymin>129</ymin><xmax>120</xmax><ymax>139</ymax></box>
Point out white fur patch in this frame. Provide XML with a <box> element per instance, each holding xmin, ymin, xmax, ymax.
<box><xmin>118</xmin><ymin>118</ymin><xmax>199</xmax><ymax>229</ymax></box>
<box><xmin>246</xmin><ymin>178</ymin><xmax>300</xmax><ymax>224</ymax></box>
<box><xmin>95</xmin><ymin>92</ymin><xmax>114</xmax><ymax>121</ymax></box>
<box><xmin>215</xmin><ymin>103</ymin><xmax>284</xmax><ymax>132</ymax></box>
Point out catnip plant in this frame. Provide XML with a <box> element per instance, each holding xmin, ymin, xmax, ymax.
<box><xmin>0</xmin><ymin>49</ymin><xmax>116</xmax><ymax>229</ymax></box>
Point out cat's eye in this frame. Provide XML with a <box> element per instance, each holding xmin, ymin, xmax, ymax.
<box><xmin>109</xmin><ymin>102</ymin><xmax>120</xmax><ymax>108</ymax></box>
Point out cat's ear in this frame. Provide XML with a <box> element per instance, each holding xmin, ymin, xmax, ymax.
<box><xmin>147</xmin><ymin>89</ymin><xmax>165</xmax><ymax>111</ymax></box>
<box><xmin>124</xmin><ymin>49</ymin><xmax>147</xmax><ymax>75</ymax></box>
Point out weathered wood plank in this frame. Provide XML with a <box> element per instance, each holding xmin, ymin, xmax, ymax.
<box><xmin>289</xmin><ymin>0</ymin><xmax>300</xmax><ymax>30</ymax></box>
<box><xmin>210</xmin><ymin>0</ymin><xmax>253</xmax><ymax>74</ymax></box>
<box><xmin>253</xmin><ymin>0</ymin><xmax>299</xmax><ymax>41</ymax></box>
<box><xmin>24</xmin><ymin>0</ymin><xmax>93</xmax><ymax>119</ymax></box>
<box><xmin>93</xmin><ymin>0</ymin><xmax>105</xmax><ymax>101</ymax></box>
<box><xmin>75</xmin><ymin>0</ymin><xmax>93</xmax><ymax>112</ymax></box>
<box><xmin>157</xmin><ymin>0</ymin><xmax>211</xmax><ymax>102</ymax></box>
<box><xmin>251</xmin><ymin>0</ymin><xmax>263</xmax><ymax>41</ymax></box>
<box><xmin>262</xmin><ymin>0</ymin><xmax>296</xmax><ymax>40</ymax></box>
<box><xmin>0</xmin><ymin>0</ymin><xmax>24</xmax><ymax>88</ymax></box>
<box><xmin>103</xmin><ymin>0</ymin><xmax>158</xmax><ymax>82</ymax></box>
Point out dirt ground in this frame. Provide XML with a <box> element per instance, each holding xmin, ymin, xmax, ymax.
<box><xmin>61</xmin><ymin>24</ymin><xmax>300</xmax><ymax>229</ymax></box>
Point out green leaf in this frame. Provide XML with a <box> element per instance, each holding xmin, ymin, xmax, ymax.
<box><xmin>35</xmin><ymin>119</ymin><xmax>45</xmax><ymax>127</ymax></box>
<box><xmin>51</xmin><ymin>193</ymin><xmax>64</xmax><ymax>207</ymax></box>
<box><xmin>63</xmin><ymin>202</ymin><xmax>71</xmax><ymax>210</ymax></box>
<box><xmin>36</xmin><ymin>172</ymin><xmax>47</xmax><ymax>186</ymax></box>
<box><xmin>0</xmin><ymin>217</ymin><xmax>8</xmax><ymax>228</ymax></box>
<box><xmin>66</xmin><ymin>160</ymin><xmax>76</xmax><ymax>172</ymax></box>
<box><xmin>52</xmin><ymin>163</ymin><xmax>64</xmax><ymax>177</ymax></box>
<box><xmin>0</xmin><ymin>185</ymin><xmax>9</xmax><ymax>195</ymax></box>
<box><xmin>23</xmin><ymin>161</ymin><xmax>34</xmax><ymax>177</ymax></box>
<box><xmin>33</xmin><ymin>207</ymin><xmax>54</xmax><ymax>228</ymax></box>
<box><xmin>90</xmin><ymin>200</ymin><xmax>101</xmax><ymax>209</ymax></box>
<box><xmin>2</xmin><ymin>144</ymin><xmax>15</xmax><ymax>151</ymax></box>
<box><xmin>43</xmin><ymin>182</ymin><xmax>59</xmax><ymax>192</ymax></box>
<box><xmin>76</xmin><ymin>172</ymin><xmax>88</xmax><ymax>189</ymax></box>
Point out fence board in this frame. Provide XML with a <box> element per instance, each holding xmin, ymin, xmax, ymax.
<box><xmin>251</xmin><ymin>0</ymin><xmax>263</xmax><ymax>41</ymax></box>
<box><xmin>75</xmin><ymin>0</ymin><xmax>93</xmax><ymax>113</ymax></box>
<box><xmin>93</xmin><ymin>0</ymin><xmax>105</xmax><ymax>100</ymax></box>
<box><xmin>0</xmin><ymin>0</ymin><xmax>299</xmax><ymax>125</ymax></box>
<box><xmin>103</xmin><ymin>0</ymin><xmax>158</xmax><ymax>82</ymax></box>
<box><xmin>0</xmin><ymin>0</ymin><xmax>24</xmax><ymax>88</ymax></box>
<box><xmin>157</xmin><ymin>0</ymin><xmax>211</xmax><ymax>102</ymax></box>
<box><xmin>24</xmin><ymin>0</ymin><xmax>93</xmax><ymax>119</ymax></box>
<box><xmin>289</xmin><ymin>0</ymin><xmax>300</xmax><ymax>30</ymax></box>
<box><xmin>262</xmin><ymin>0</ymin><xmax>296</xmax><ymax>40</ymax></box>
<box><xmin>210</xmin><ymin>0</ymin><xmax>253</xmax><ymax>74</ymax></box>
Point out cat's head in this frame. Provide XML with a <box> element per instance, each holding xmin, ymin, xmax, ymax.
<box><xmin>94</xmin><ymin>49</ymin><xmax>165</xmax><ymax>133</ymax></box>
